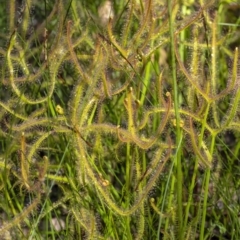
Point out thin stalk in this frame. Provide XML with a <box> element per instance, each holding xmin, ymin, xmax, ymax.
<box><xmin>160</xmin><ymin>135</ymin><xmax>182</xmax><ymax>240</ymax></box>
<box><xmin>125</xmin><ymin>142</ymin><xmax>131</xmax><ymax>197</ymax></box>
<box><xmin>163</xmin><ymin>171</ymin><xmax>176</xmax><ymax>240</ymax></box>
<box><xmin>200</xmin><ymin>134</ymin><xmax>216</xmax><ymax>240</ymax></box>
<box><xmin>182</xmin><ymin>155</ymin><xmax>199</xmax><ymax>233</ymax></box>
<box><xmin>183</xmin><ymin>102</ymin><xmax>211</xmax><ymax>234</ymax></box>
<box><xmin>168</xmin><ymin>0</ymin><xmax>183</xmax><ymax>237</ymax></box>
<box><xmin>125</xmin><ymin>141</ymin><xmax>131</xmax><ymax>238</ymax></box>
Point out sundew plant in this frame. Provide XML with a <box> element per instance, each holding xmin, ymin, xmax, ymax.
<box><xmin>0</xmin><ymin>0</ymin><xmax>240</xmax><ymax>239</ymax></box>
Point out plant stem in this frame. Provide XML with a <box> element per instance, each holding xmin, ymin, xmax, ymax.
<box><xmin>200</xmin><ymin>134</ymin><xmax>216</xmax><ymax>239</ymax></box>
<box><xmin>168</xmin><ymin>0</ymin><xmax>183</xmax><ymax>238</ymax></box>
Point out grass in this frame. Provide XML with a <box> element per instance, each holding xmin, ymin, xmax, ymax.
<box><xmin>0</xmin><ymin>0</ymin><xmax>240</xmax><ymax>239</ymax></box>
